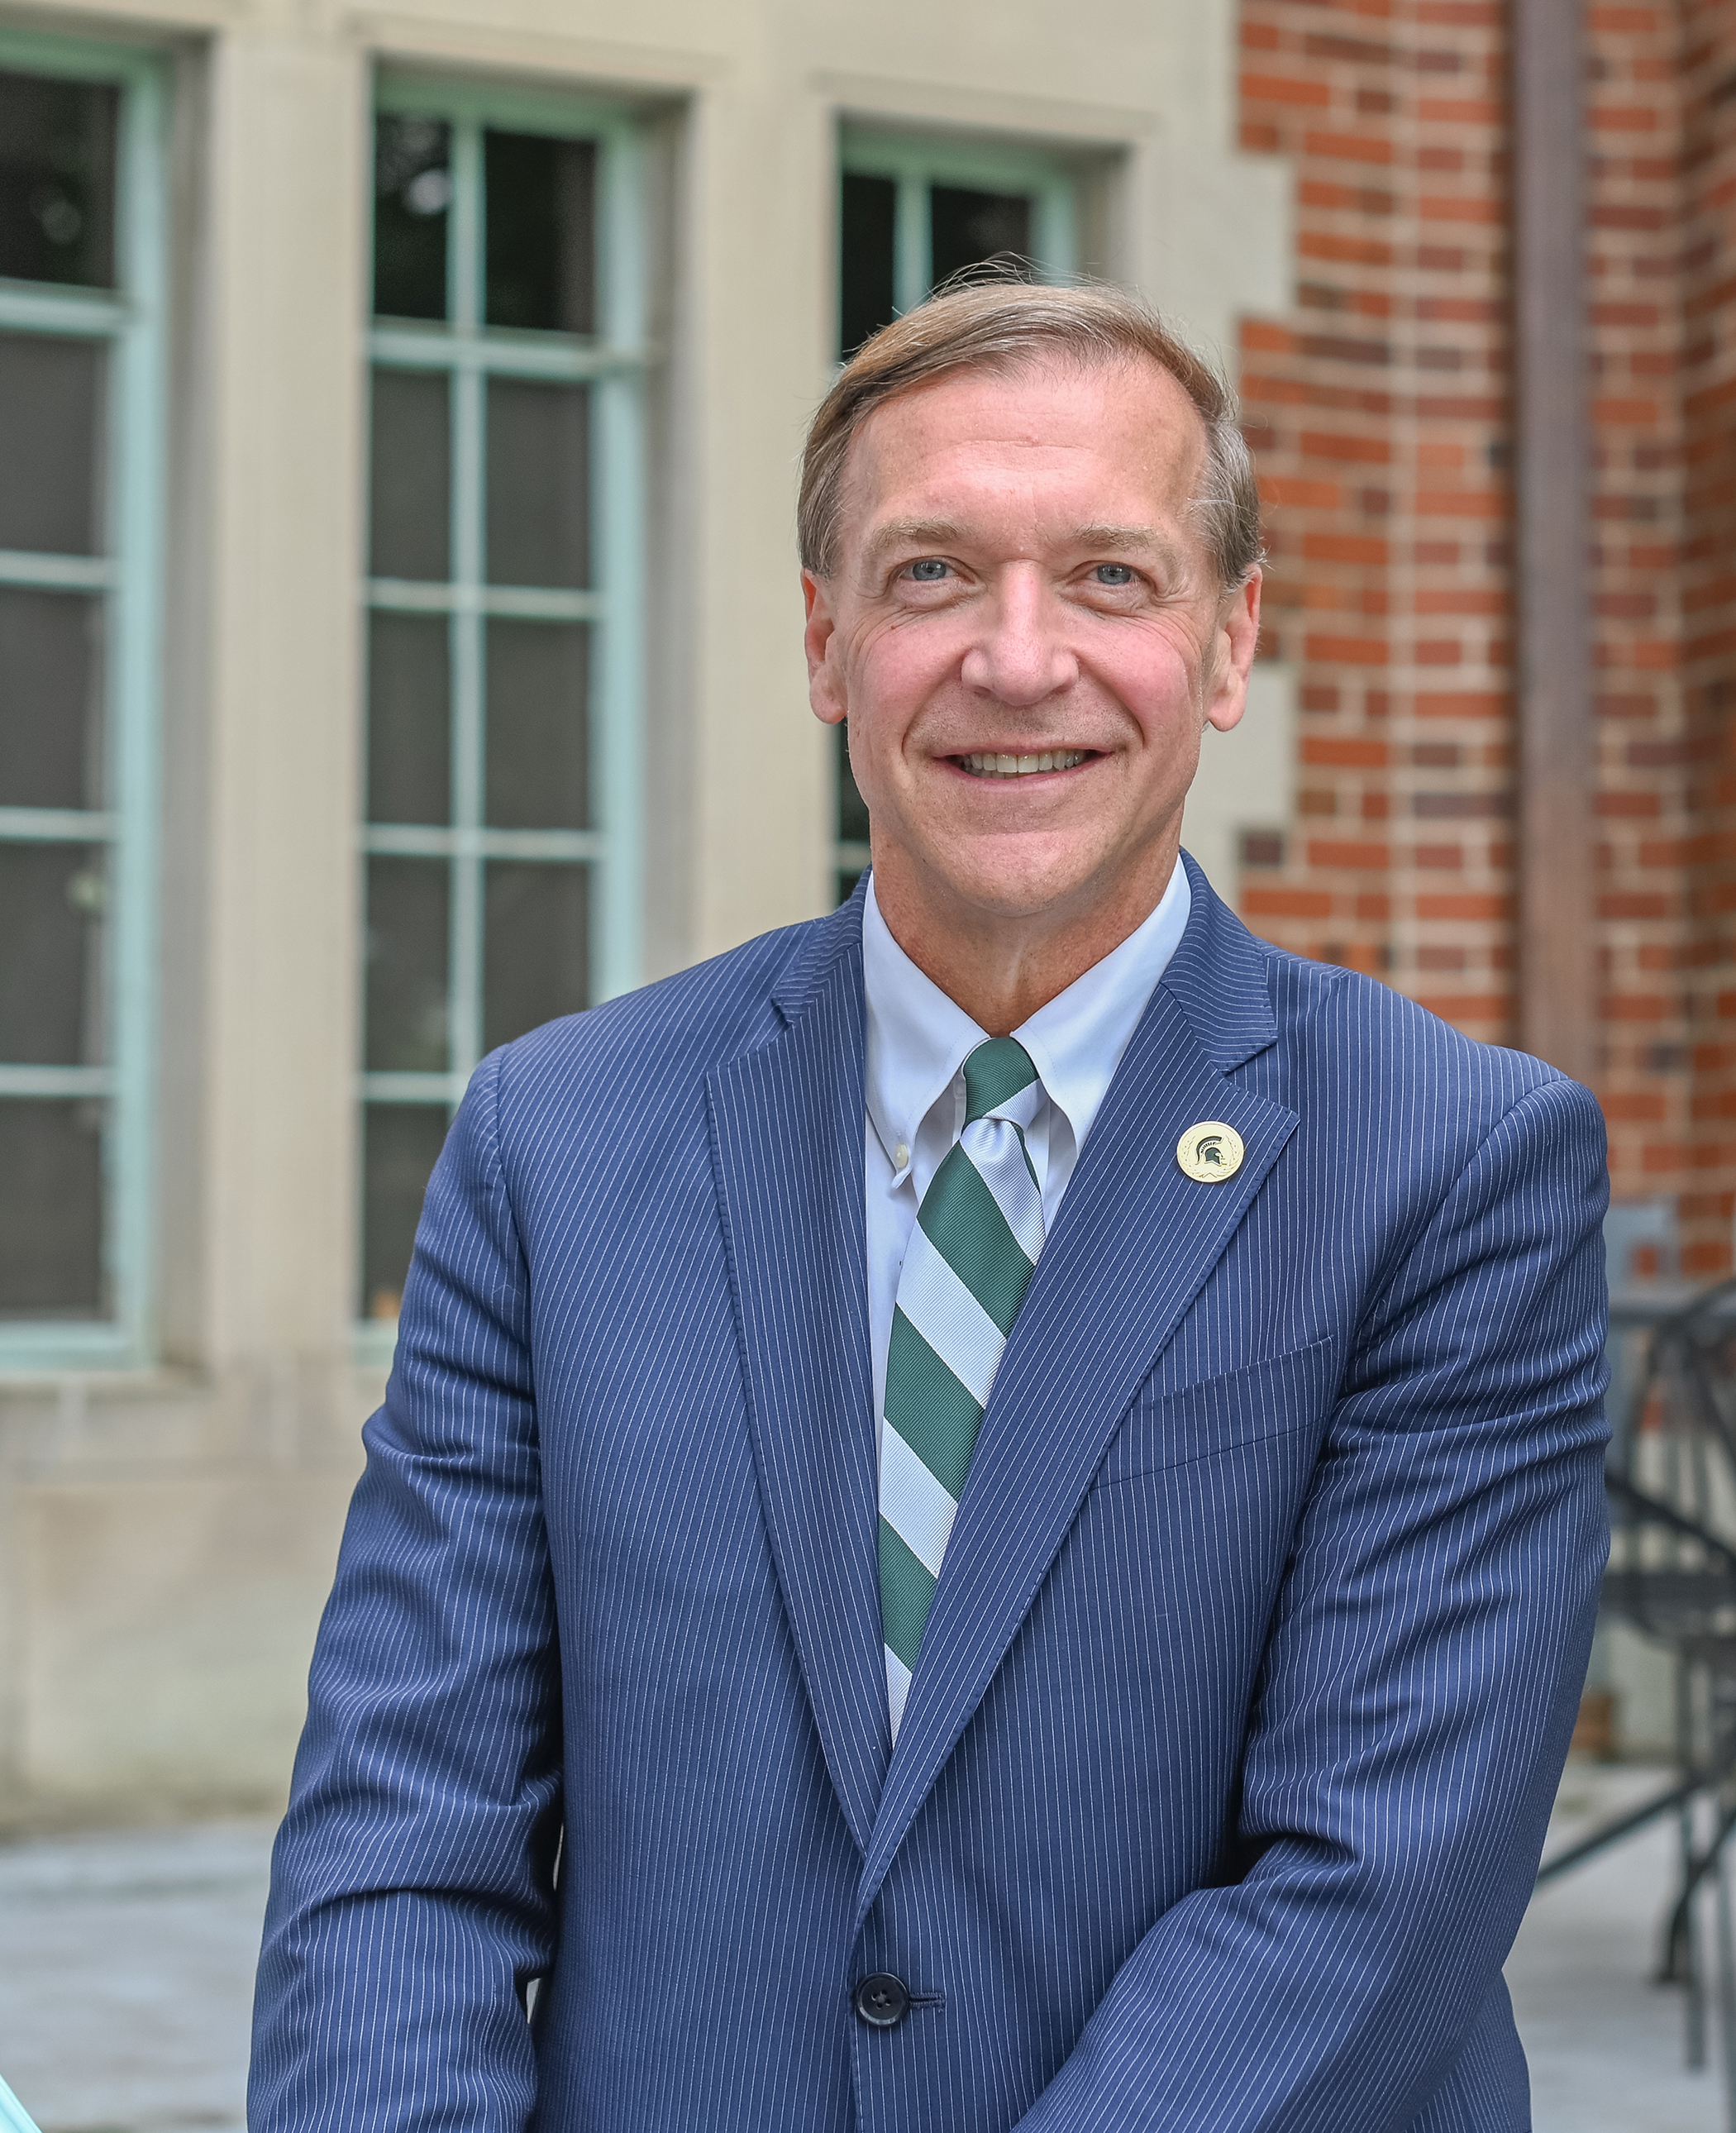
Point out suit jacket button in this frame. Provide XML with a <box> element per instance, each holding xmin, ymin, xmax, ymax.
<box><xmin>852</xmin><ymin>1973</ymin><xmax>911</xmax><ymax>2029</ymax></box>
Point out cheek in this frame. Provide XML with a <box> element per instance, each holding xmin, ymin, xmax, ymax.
<box><xmin>847</xmin><ymin>621</ymin><xmax>958</xmax><ymax>737</ymax></box>
<box><xmin>1095</xmin><ymin>651</ymin><xmax>1204</xmax><ymax>749</ymax></box>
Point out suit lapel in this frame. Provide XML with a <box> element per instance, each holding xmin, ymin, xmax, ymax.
<box><xmin>856</xmin><ymin>861</ymin><xmax>1300</xmax><ymax>1923</ymax></box>
<box><xmin>707</xmin><ymin>912</ymin><xmax>889</xmax><ymax>1855</ymax></box>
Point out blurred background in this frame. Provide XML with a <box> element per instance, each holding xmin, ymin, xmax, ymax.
<box><xmin>0</xmin><ymin>0</ymin><xmax>1729</xmax><ymax>2127</ymax></box>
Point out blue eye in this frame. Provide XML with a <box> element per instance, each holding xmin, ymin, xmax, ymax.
<box><xmin>909</xmin><ymin>559</ymin><xmax>948</xmax><ymax>581</ymax></box>
<box><xmin>1094</xmin><ymin>564</ymin><xmax>1135</xmax><ymax>586</ymax></box>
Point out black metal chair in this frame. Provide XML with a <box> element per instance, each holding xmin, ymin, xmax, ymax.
<box><xmin>1541</xmin><ymin>1273</ymin><xmax>1736</xmax><ymax>2110</ymax></box>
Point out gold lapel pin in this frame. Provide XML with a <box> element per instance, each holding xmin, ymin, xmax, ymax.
<box><xmin>1176</xmin><ymin>1121</ymin><xmax>1245</xmax><ymax>1183</ymax></box>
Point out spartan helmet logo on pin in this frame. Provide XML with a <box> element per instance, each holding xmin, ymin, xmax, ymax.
<box><xmin>1176</xmin><ymin>1122</ymin><xmax>1246</xmax><ymax>1184</ymax></box>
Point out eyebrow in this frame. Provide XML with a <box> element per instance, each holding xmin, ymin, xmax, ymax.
<box><xmin>1071</xmin><ymin>524</ymin><xmax>1188</xmax><ymax>573</ymax></box>
<box><xmin>856</xmin><ymin>518</ymin><xmax>968</xmax><ymax>576</ymax></box>
<box><xmin>855</xmin><ymin>517</ymin><xmax>1190</xmax><ymax>580</ymax></box>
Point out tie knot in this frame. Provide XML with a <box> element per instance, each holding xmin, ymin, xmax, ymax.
<box><xmin>962</xmin><ymin>1038</ymin><xmax>1039</xmax><ymax>1124</ymax></box>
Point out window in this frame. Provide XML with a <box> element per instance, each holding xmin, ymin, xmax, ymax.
<box><xmin>0</xmin><ymin>34</ymin><xmax>165</xmax><ymax>1368</ymax></box>
<box><xmin>360</xmin><ymin>79</ymin><xmax>645</xmax><ymax>1332</ymax></box>
<box><xmin>832</xmin><ymin>130</ymin><xmax>1079</xmax><ymax>904</ymax></box>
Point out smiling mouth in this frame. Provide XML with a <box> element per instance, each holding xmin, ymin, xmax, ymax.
<box><xmin>958</xmin><ymin>749</ymin><xmax>1092</xmax><ymax>778</ymax></box>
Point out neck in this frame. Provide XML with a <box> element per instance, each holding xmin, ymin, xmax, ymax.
<box><xmin>870</xmin><ymin>841</ymin><xmax>1180</xmax><ymax>1036</ymax></box>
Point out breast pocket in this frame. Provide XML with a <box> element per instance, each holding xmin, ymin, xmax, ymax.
<box><xmin>1097</xmin><ymin>1334</ymin><xmax>1343</xmax><ymax>1485</ymax></box>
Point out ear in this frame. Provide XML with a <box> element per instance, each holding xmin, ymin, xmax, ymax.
<box><xmin>803</xmin><ymin>570</ymin><xmax>847</xmax><ymax>727</ymax></box>
<box><xmin>1204</xmin><ymin>569</ymin><xmax>1262</xmax><ymax>736</ymax></box>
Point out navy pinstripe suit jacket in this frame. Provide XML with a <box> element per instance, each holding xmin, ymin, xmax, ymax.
<box><xmin>251</xmin><ymin>855</ymin><xmax>1610</xmax><ymax>2133</ymax></box>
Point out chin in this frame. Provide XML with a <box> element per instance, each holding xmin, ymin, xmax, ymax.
<box><xmin>918</xmin><ymin>844</ymin><xmax>1106</xmax><ymax>923</ymax></box>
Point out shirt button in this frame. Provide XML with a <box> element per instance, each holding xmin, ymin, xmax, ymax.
<box><xmin>893</xmin><ymin>1143</ymin><xmax>909</xmax><ymax>1170</ymax></box>
<box><xmin>852</xmin><ymin>1972</ymin><xmax>911</xmax><ymax>2029</ymax></box>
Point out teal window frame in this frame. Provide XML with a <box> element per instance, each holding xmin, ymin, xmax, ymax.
<box><xmin>358</xmin><ymin>74</ymin><xmax>646</xmax><ymax>1356</ymax></box>
<box><xmin>841</xmin><ymin>126</ymin><xmax>1080</xmax><ymax>322</ymax></box>
<box><xmin>832</xmin><ymin>127</ymin><xmax>1079</xmax><ymax>898</ymax></box>
<box><xmin>0</xmin><ymin>29</ymin><xmax>166</xmax><ymax>1372</ymax></box>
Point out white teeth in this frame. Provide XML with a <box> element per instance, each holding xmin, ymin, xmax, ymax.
<box><xmin>961</xmin><ymin>749</ymin><xmax>1088</xmax><ymax>777</ymax></box>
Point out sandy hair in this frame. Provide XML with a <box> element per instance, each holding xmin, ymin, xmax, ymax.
<box><xmin>798</xmin><ymin>278</ymin><xmax>1264</xmax><ymax>591</ymax></box>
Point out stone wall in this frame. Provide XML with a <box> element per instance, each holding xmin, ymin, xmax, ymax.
<box><xmin>0</xmin><ymin>0</ymin><xmax>1290</xmax><ymax>1823</ymax></box>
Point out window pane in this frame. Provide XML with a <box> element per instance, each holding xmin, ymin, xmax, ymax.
<box><xmin>485</xmin><ymin>620</ymin><xmax>588</xmax><ymax>830</ymax></box>
<box><xmin>373</xmin><ymin>114</ymin><xmax>451</xmax><ymax>322</ymax></box>
<box><xmin>368</xmin><ymin>612</ymin><xmax>450</xmax><ymax>823</ymax></box>
<box><xmin>370</xmin><ymin>370</ymin><xmax>451</xmax><ymax>581</ymax></box>
<box><xmin>0</xmin><ymin>69</ymin><xmax>118</xmax><ymax>289</ymax></box>
<box><xmin>0</xmin><ymin>842</ymin><xmax>105</xmax><ymax>1065</ymax></box>
<box><xmin>929</xmin><ymin>186</ymin><xmax>1033</xmax><ymax>290</ymax></box>
<box><xmin>0</xmin><ymin>588</ymin><xmax>103</xmax><ymax>810</ymax></box>
<box><xmin>0</xmin><ymin>1098</ymin><xmax>105</xmax><ymax>1317</ymax></box>
<box><xmin>837</xmin><ymin>721</ymin><xmax>870</xmax><ymax>846</ymax></box>
<box><xmin>0</xmin><ymin>334</ymin><xmax>105</xmax><ymax>556</ymax></box>
<box><xmin>486</xmin><ymin>379</ymin><xmax>589</xmax><ymax>588</ymax></box>
<box><xmin>484</xmin><ymin>131</ymin><xmax>596</xmax><ymax>336</ymax></box>
<box><xmin>365</xmin><ymin>857</ymin><xmax>449</xmax><ymax>1071</ymax></box>
<box><xmin>841</xmin><ymin>173</ymin><xmax>896</xmax><ymax>358</ymax></box>
<box><xmin>484</xmin><ymin>863</ymin><xmax>588</xmax><ymax>1050</ymax></box>
<box><xmin>360</xmin><ymin>1103</ymin><xmax>449</xmax><ymax>1322</ymax></box>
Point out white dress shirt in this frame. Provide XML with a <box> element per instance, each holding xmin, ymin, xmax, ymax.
<box><xmin>861</xmin><ymin>861</ymin><xmax>1192</xmax><ymax>1440</ymax></box>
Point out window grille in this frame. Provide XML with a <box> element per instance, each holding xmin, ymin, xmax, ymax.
<box><xmin>359</xmin><ymin>78</ymin><xmax>646</xmax><ymax>1334</ymax></box>
<box><xmin>0</xmin><ymin>33</ymin><xmax>165</xmax><ymax>1367</ymax></box>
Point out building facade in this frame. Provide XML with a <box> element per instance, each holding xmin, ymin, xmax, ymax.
<box><xmin>4</xmin><ymin>0</ymin><xmax>1728</xmax><ymax>1822</ymax></box>
<box><xmin>1238</xmin><ymin>0</ymin><xmax>1736</xmax><ymax>1289</ymax></box>
<box><xmin>0</xmin><ymin>0</ymin><xmax>1288</xmax><ymax>1821</ymax></box>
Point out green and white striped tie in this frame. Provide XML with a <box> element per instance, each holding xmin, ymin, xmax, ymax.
<box><xmin>880</xmin><ymin>1037</ymin><xmax>1047</xmax><ymax>1740</ymax></box>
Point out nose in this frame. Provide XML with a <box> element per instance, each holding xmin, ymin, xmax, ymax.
<box><xmin>959</xmin><ymin>565</ymin><xmax>1077</xmax><ymax>707</ymax></box>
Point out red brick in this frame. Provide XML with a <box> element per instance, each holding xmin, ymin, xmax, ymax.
<box><xmin>1307</xmin><ymin>839</ymin><xmax>1390</xmax><ymax>870</ymax></box>
<box><xmin>1242</xmin><ymin>885</ymin><xmax>1333</xmax><ymax>919</ymax></box>
<box><xmin>1415</xmin><ymin>691</ymin><xmax>1509</xmax><ymax>718</ymax></box>
<box><xmin>1303</xmin><ymin>532</ymin><xmax>1390</xmax><ymax>564</ymax></box>
<box><xmin>1302</xmin><ymin>737</ymin><xmax>1390</xmax><ymax>767</ymax></box>
<box><xmin>1242</xmin><ymin>71</ymin><xmax>1332</xmax><ymax>107</ymax></box>
<box><xmin>1298</xmin><ymin>430</ymin><xmax>1393</xmax><ymax>464</ymax></box>
<box><xmin>1233</xmin><ymin>0</ymin><xmax>1729</xmax><ymax>1269</ymax></box>
<box><xmin>1414</xmin><ymin>890</ymin><xmax>1511</xmax><ymax>922</ymax></box>
<box><xmin>1305</xmin><ymin>633</ymin><xmax>1390</xmax><ymax>666</ymax></box>
<box><xmin>1304</xmin><ymin>129</ymin><xmax>1395</xmax><ymax>165</ymax></box>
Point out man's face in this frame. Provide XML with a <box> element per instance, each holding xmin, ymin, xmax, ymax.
<box><xmin>803</xmin><ymin>356</ymin><xmax>1261</xmax><ymax>935</ymax></box>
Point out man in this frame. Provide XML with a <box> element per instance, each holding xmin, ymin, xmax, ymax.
<box><xmin>251</xmin><ymin>283</ymin><xmax>1608</xmax><ymax>2132</ymax></box>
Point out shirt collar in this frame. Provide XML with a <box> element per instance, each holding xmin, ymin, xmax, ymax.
<box><xmin>863</xmin><ymin>880</ymin><xmax>982</xmax><ymax>1181</ymax></box>
<box><xmin>861</xmin><ymin>859</ymin><xmax>1192</xmax><ymax>1179</ymax></box>
<box><xmin>1014</xmin><ymin>859</ymin><xmax>1190</xmax><ymax>1159</ymax></box>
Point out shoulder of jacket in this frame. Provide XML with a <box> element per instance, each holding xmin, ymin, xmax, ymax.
<box><xmin>482</xmin><ymin>911</ymin><xmax>836</xmax><ymax>1117</ymax></box>
<box><xmin>1253</xmin><ymin>950</ymin><xmax>1599</xmax><ymax>1194</ymax></box>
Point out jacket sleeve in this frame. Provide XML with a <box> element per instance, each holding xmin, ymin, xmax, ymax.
<box><xmin>1019</xmin><ymin>1071</ymin><xmax>1610</xmax><ymax>2133</ymax></box>
<box><xmin>249</xmin><ymin>1047</ymin><xmax>559</xmax><ymax>2133</ymax></box>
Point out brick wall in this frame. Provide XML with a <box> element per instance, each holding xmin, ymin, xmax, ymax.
<box><xmin>1238</xmin><ymin>0</ymin><xmax>1516</xmax><ymax>1045</ymax></box>
<box><xmin>1235</xmin><ymin>0</ymin><xmax>1736</xmax><ymax>1276</ymax></box>
<box><xmin>1681</xmin><ymin>0</ymin><xmax>1736</xmax><ymax>1274</ymax></box>
<box><xmin>1587</xmin><ymin>1</ymin><xmax>1691</xmax><ymax>1252</ymax></box>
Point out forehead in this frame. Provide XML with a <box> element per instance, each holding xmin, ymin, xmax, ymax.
<box><xmin>837</xmin><ymin>354</ymin><xmax>1209</xmax><ymax>548</ymax></box>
